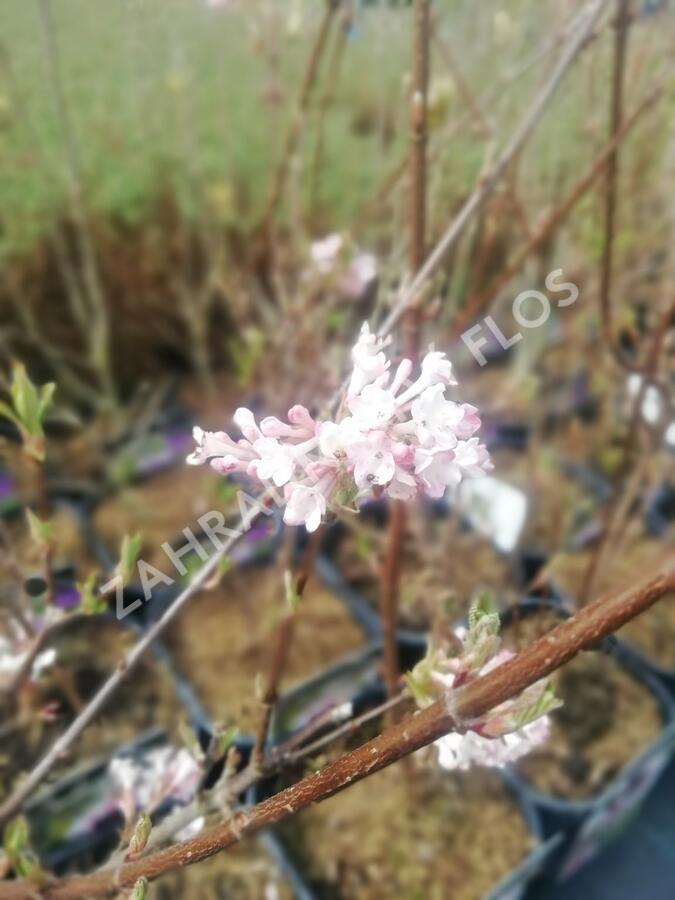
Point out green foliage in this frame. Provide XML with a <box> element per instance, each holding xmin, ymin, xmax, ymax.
<box><xmin>463</xmin><ymin>590</ymin><xmax>500</xmax><ymax>674</ymax></box>
<box><xmin>128</xmin><ymin>814</ymin><xmax>152</xmax><ymax>857</ymax></box>
<box><xmin>0</xmin><ymin>362</ymin><xmax>55</xmax><ymax>462</ymax></box>
<box><xmin>404</xmin><ymin>665</ymin><xmax>435</xmax><ymax>709</ymax></box>
<box><xmin>3</xmin><ymin>816</ymin><xmax>28</xmax><ymax>858</ymax></box>
<box><xmin>211</xmin><ymin>724</ymin><xmax>238</xmax><ymax>761</ymax></box>
<box><xmin>115</xmin><ymin>533</ymin><xmax>142</xmax><ymax>585</ymax></box>
<box><xmin>25</xmin><ymin>508</ymin><xmax>53</xmax><ymax>549</ymax></box>
<box><xmin>78</xmin><ymin>571</ymin><xmax>107</xmax><ymax>615</ymax></box>
<box><xmin>3</xmin><ymin>816</ymin><xmax>46</xmax><ymax>886</ymax></box>
<box><xmin>284</xmin><ymin>569</ymin><xmax>301</xmax><ymax>613</ymax></box>
<box><xmin>132</xmin><ymin>878</ymin><xmax>149</xmax><ymax>900</ymax></box>
<box><xmin>511</xmin><ymin>681</ymin><xmax>562</xmax><ymax>730</ymax></box>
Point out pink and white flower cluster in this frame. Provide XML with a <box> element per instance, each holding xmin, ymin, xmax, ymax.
<box><xmin>187</xmin><ymin>323</ymin><xmax>492</xmax><ymax>532</ymax></box>
<box><xmin>436</xmin><ymin>715</ymin><xmax>550</xmax><ymax>771</ymax></box>
<box><xmin>433</xmin><ymin>648</ymin><xmax>554</xmax><ymax>771</ymax></box>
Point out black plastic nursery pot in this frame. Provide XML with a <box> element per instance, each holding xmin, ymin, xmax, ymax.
<box><xmin>22</xmin><ymin>727</ymin><xmax>255</xmax><ymax>877</ymax></box>
<box><xmin>253</xmin><ymin>636</ymin><xmax>560</xmax><ymax>900</ymax></box>
<box><xmin>498</xmin><ymin>599</ymin><xmax>675</xmax><ymax>884</ymax></box>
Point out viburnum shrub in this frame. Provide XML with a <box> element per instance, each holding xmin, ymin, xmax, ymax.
<box><xmin>187</xmin><ymin>322</ymin><xmax>493</xmax><ymax>531</ymax></box>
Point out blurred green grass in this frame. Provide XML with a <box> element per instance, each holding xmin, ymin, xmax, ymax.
<box><xmin>0</xmin><ymin>0</ymin><xmax>671</xmax><ymax>261</ymax></box>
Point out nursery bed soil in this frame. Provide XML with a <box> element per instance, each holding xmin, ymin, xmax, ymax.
<box><xmin>333</xmin><ymin>509</ymin><xmax>512</xmax><ymax>632</ymax></box>
<box><xmin>501</xmin><ymin>609</ymin><xmax>662</xmax><ymax>800</ymax></box>
<box><xmin>164</xmin><ymin>563</ymin><xmax>367</xmax><ymax>733</ymax></box>
<box><xmin>0</xmin><ymin>618</ymin><xmax>181</xmax><ymax>796</ymax></box>
<box><xmin>153</xmin><ymin>836</ymin><xmax>293</xmax><ymax>900</ymax></box>
<box><xmin>278</xmin><ymin>760</ymin><xmax>534</xmax><ymax>900</ymax></box>
<box><xmin>93</xmin><ymin>465</ymin><xmax>229</xmax><ymax>576</ymax></box>
<box><xmin>550</xmin><ymin>533</ymin><xmax>675</xmax><ymax>670</ymax></box>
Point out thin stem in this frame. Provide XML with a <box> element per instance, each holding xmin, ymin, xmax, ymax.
<box><xmin>379</xmin><ymin>501</ymin><xmax>405</xmax><ymax>709</ymax></box>
<box><xmin>358</xmin><ymin>3</ymin><xmax>591</xmax><ymax>225</ymax></box>
<box><xmin>431</xmin><ymin>22</ymin><xmax>531</xmax><ymax>241</ymax></box>
<box><xmin>309</xmin><ymin>4</ymin><xmax>351</xmax><ymax>220</ymax></box>
<box><xmin>251</xmin><ymin>531</ymin><xmax>321</xmax><ymax>770</ymax></box>
<box><xmin>285</xmin><ymin>692</ymin><xmax>407</xmax><ymax>763</ymax></box>
<box><xmin>580</xmin><ymin>296</ymin><xmax>675</xmax><ymax>602</ymax></box>
<box><xmin>0</xmin><ymin>501</ymin><xmax>266</xmax><ymax>825</ymax></box>
<box><xmin>36</xmin><ymin>0</ymin><xmax>118</xmax><ymax>410</ymax></box>
<box><xmin>378</xmin><ymin>0</ymin><xmax>430</xmax><ymax>715</ymax></box>
<box><xmin>450</xmin><ymin>83</ymin><xmax>662</xmax><ymax>338</ymax></box>
<box><xmin>598</xmin><ymin>0</ymin><xmax>632</xmax><ymax>356</ymax></box>
<box><xmin>262</xmin><ymin>0</ymin><xmax>338</xmax><ymax>228</ymax></box>
<box><xmin>377</xmin><ymin>0</ymin><xmax>609</xmax><ymax>342</ymax></box>
<box><xmin>10</xmin><ymin>561</ymin><xmax>674</xmax><ymax>900</ymax></box>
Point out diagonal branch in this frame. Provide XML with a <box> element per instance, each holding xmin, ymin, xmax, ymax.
<box><xmin>7</xmin><ymin>560</ymin><xmax>674</xmax><ymax>900</ymax></box>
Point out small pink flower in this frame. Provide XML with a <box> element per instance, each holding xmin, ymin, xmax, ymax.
<box><xmin>420</xmin><ymin>351</ymin><xmax>457</xmax><ymax>386</ymax></box>
<box><xmin>348</xmin><ymin>384</ymin><xmax>396</xmax><ymax>430</ymax></box>
<box><xmin>414</xmin><ymin>446</ymin><xmax>458</xmax><ymax>498</ymax></box>
<box><xmin>348</xmin><ymin>323</ymin><xmax>390</xmax><ymax>398</ymax></box>
<box><xmin>187</xmin><ymin>427</ymin><xmax>248</xmax><ymax>466</ymax></box>
<box><xmin>453</xmin><ymin>438</ymin><xmax>493</xmax><ymax>477</ymax></box>
<box><xmin>250</xmin><ymin>437</ymin><xmax>297</xmax><ymax>487</ymax></box>
<box><xmin>349</xmin><ymin>432</ymin><xmax>396</xmax><ymax>488</ymax></box>
<box><xmin>310</xmin><ymin>233</ymin><xmax>343</xmax><ymax>273</ymax></box>
<box><xmin>411</xmin><ymin>384</ymin><xmax>465</xmax><ymax>448</ymax></box>
<box><xmin>233</xmin><ymin>407</ymin><xmax>262</xmax><ymax>443</ymax></box>
<box><xmin>284</xmin><ymin>484</ymin><xmax>328</xmax><ymax>532</ymax></box>
<box><xmin>287</xmin><ymin>405</ymin><xmax>317</xmax><ymax>434</ymax></box>
<box><xmin>385</xmin><ymin>466</ymin><xmax>418</xmax><ymax>501</ymax></box>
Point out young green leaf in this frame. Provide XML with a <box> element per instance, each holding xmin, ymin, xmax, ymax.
<box><xmin>132</xmin><ymin>878</ymin><xmax>149</xmax><ymax>900</ymax></box>
<box><xmin>128</xmin><ymin>814</ymin><xmax>152</xmax><ymax>857</ymax></box>
<box><xmin>3</xmin><ymin>816</ymin><xmax>28</xmax><ymax>858</ymax></box>
<box><xmin>212</xmin><ymin>724</ymin><xmax>238</xmax><ymax>761</ymax></box>
<box><xmin>78</xmin><ymin>572</ymin><xmax>106</xmax><ymax>615</ymax></box>
<box><xmin>2</xmin><ymin>362</ymin><xmax>55</xmax><ymax>462</ymax></box>
<box><xmin>25</xmin><ymin>508</ymin><xmax>53</xmax><ymax>548</ymax></box>
<box><xmin>116</xmin><ymin>533</ymin><xmax>142</xmax><ymax>585</ymax></box>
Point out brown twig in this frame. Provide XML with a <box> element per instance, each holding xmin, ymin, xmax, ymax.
<box><xmin>251</xmin><ymin>532</ymin><xmax>321</xmax><ymax>771</ymax></box>
<box><xmin>309</xmin><ymin>3</ymin><xmax>351</xmax><ymax>220</ymax></box>
<box><xmin>450</xmin><ymin>83</ymin><xmax>662</xmax><ymax>337</ymax></box>
<box><xmin>8</xmin><ymin>561</ymin><xmax>674</xmax><ymax>900</ymax></box>
<box><xmin>598</xmin><ymin>0</ymin><xmax>632</xmax><ymax>358</ymax></box>
<box><xmin>580</xmin><ymin>296</ymin><xmax>675</xmax><ymax>602</ymax></box>
<box><xmin>379</xmin><ymin>501</ymin><xmax>406</xmax><ymax>709</ymax></box>
<box><xmin>378</xmin><ymin>0</ymin><xmax>431</xmax><ymax>716</ymax></box>
<box><xmin>377</xmin><ymin>0</ymin><xmax>610</xmax><ymax>341</ymax></box>
<box><xmin>262</xmin><ymin>0</ymin><xmax>338</xmax><ymax>228</ymax></box>
<box><xmin>285</xmin><ymin>692</ymin><xmax>407</xmax><ymax>764</ymax></box>
<box><xmin>357</xmin><ymin>3</ymin><xmax>598</xmax><ymax>226</ymax></box>
<box><xmin>430</xmin><ymin>17</ymin><xmax>531</xmax><ymax>240</ymax></box>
